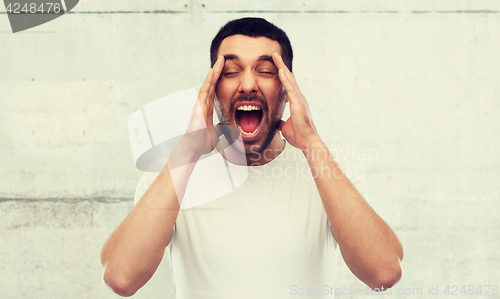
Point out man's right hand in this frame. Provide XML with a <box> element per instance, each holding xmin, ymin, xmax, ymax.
<box><xmin>175</xmin><ymin>56</ymin><xmax>225</xmax><ymax>161</ymax></box>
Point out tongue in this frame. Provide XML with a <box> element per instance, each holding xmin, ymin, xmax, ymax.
<box><xmin>240</xmin><ymin>111</ymin><xmax>260</xmax><ymax>133</ymax></box>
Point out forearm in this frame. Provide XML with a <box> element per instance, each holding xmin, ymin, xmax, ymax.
<box><xmin>100</xmin><ymin>147</ymin><xmax>198</xmax><ymax>296</ymax></box>
<box><xmin>304</xmin><ymin>142</ymin><xmax>403</xmax><ymax>289</ymax></box>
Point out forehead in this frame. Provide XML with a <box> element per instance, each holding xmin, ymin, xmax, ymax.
<box><xmin>218</xmin><ymin>35</ymin><xmax>282</xmax><ymax>62</ymax></box>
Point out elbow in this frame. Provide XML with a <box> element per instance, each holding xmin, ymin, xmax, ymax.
<box><xmin>102</xmin><ymin>269</ymin><xmax>138</xmax><ymax>297</ymax></box>
<box><xmin>372</xmin><ymin>242</ymin><xmax>404</xmax><ymax>290</ymax></box>
<box><xmin>370</xmin><ymin>261</ymin><xmax>403</xmax><ymax>291</ymax></box>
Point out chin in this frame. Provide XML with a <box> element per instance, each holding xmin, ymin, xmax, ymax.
<box><xmin>245</xmin><ymin>127</ymin><xmax>279</xmax><ymax>155</ymax></box>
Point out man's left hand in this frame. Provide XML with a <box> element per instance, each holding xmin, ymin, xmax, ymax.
<box><xmin>272</xmin><ymin>52</ymin><xmax>323</xmax><ymax>152</ymax></box>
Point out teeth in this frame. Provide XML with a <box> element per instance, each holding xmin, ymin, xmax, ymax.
<box><xmin>237</xmin><ymin>105</ymin><xmax>261</xmax><ymax>111</ymax></box>
<box><xmin>238</xmin><ymin>124</ymin><xmax>259</xmax><ymax>136</ymax></box>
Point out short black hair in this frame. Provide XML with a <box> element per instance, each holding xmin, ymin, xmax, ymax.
<box><xmin>210</xmin><ymin>17</ymin><xmax>293</xmax><ymax>71</ymax></box>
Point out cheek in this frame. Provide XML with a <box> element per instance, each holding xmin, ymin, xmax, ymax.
<box><xmin>258</xmin><ymin>78</ymin><xmax>283</xmax><ymax>98</ymax></box>
<box><xmin>215</xmin><ymin>82</ymin><xmax>223</xmax><ymax>99</ymax></box>
<box><xmin>216</xmin><ymin>80</ymin><xmax>238</xmax><ymax>102</ymax></box>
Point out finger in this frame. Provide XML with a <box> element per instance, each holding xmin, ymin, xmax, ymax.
<box><xmin>272</xmin><ymin>53</ymin><xmax>299</xmax><ymax>97</ymax></box>
<box><xmin>273</xmin><ymin>53</ymin><xmax>300</xmax><ymax>88</ymax></box>
<box><xmin>213</xmin><ymin>55</ymin><xmax>225</xmax><ymax>83</ymax></box>
<box><xmin>199</xmin><ymin>68</ymin><xmax>214</xmax><ymax>103</ymax></box>
<box><xmin>278</xmin><ymin>65</ymin><xmax>309</xmax><ymax>111</ymax></box>
<box><xmin>273</xmin><ymin>53</ymin><xmax>310</xmax><ymax>116</ymax></box>
<box><xmin>206</xmin><ymin>58</ymin><xmax>219</xmax><ymax>102</ymax></box>
<box><xmin>201</xmin><ymin>57</ymin><xmax>224</xmax><ymax>127</ymax></box>
<box><xmin>207</xmin><ymin>56</ymin><xmax>224</xmax><ymax>102</ymax></box>
<box><xmin>278</xmin><ymin>69</ymin><xmax>299</xmax><ymax>102</ymax></box>
<box><xmin>272</xmin><ymin>53</ymin><xmax>295</xmax><ymax>82</ymax></box>
<box><xmin>195</xmin><ymin>69</ymin><xmax>214</xmax><ymax>127</ymax></box>
<box><xmin>272</xmin><ymin>52</ymin><xmax>289</xmax><ymax>73</ymax></box>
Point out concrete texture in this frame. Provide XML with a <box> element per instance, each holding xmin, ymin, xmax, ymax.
<box><xmin>1</xmin><ymin>1</ymin><xmax>499</xmax><ymax>298</ymax></box>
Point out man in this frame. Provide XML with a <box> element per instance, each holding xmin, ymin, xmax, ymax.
<box><xmin>101</xmin><ymin>17</ymin><xmax>403</xmax><ymax>298</ymax></box>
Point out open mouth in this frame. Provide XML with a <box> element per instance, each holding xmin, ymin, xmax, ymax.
<box><xmin>234</xmin><ymin>103</ymin><xmax>264</xmax><ymax>140</ymax></box>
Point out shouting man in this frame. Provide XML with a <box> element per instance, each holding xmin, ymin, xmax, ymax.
<box><xmin>101</xmin><ymin>17</ymin><xmax>403</xmax><ymax>298</ymax></box>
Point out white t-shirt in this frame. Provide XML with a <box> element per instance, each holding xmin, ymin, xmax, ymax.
<box><xmin>134</xmin><ymin>141</ymin><xmax>367</xmax><ymax>299</ymax></box>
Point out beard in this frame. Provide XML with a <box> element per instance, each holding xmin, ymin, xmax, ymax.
<box><xmin>215</xmin><ymin>93</ymin><xmax>286</xmax><ymax>155</ymax></box>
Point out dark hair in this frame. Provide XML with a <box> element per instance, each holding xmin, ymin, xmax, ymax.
<box><xmin>210</xmin><ymin>17</ymin><xmax>293</xmax><ymax>71</ymax></box>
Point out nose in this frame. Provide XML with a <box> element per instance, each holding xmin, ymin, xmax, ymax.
<box><xmin>238</xmin><ymin>71</ymin><xmax>258</xmax><ymax>95</ymax></box>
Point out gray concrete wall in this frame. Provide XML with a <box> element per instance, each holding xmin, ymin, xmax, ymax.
<box><xmin>1</xmin><ymin>1</ymin><xmax>499</xmax><ymax>298</ymax></box>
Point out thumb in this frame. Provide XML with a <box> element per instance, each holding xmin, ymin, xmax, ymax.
<box><xmin>278</xmin><ymin>120</ymin><xmax>286</xmax><ymax>131</ymax></box>
<box><xmin>214</xmin><ymin>123</ymin><xmax>224</xmax><ymax>138</ymax></box>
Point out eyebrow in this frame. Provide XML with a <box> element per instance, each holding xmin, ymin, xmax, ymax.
<box><xmin>257</xmin><ymin>55</ymin><xmax>274</xmax><ymax>64</ymax></box>
<box><xmin>223</xmin><ymin>54</ymin><xmax>239</xmax><ymax>61</ymax></box>
<box><xmin>223</xmin><ymin>54</ymin><xmax>276</xmax><ymax>66</ymax></box>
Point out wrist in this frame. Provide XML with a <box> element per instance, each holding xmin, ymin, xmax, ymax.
<box><xmin>301</xmin><ymin>139</ymin><xmax>328</xmax><ymax>161</ymax></box>
<box><xmin>168</xmin><ymin>145</ymin><xmax>201</xmax><ymax>169</ymax></box>
<box><xmin>302</xmin><ymin>141</ymin><xmax>344</xmax><ymax>180</ymax></box>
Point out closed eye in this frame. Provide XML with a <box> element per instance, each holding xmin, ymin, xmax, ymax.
<box><xmin>223</xmin><ymin>72</ymin><xmax>239</xmax><ymax>78</ymax></box>
<box><xmin>258</xmin><ymin>71</ymin><xmax>276</xmax><ymax>77</ymax></box>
